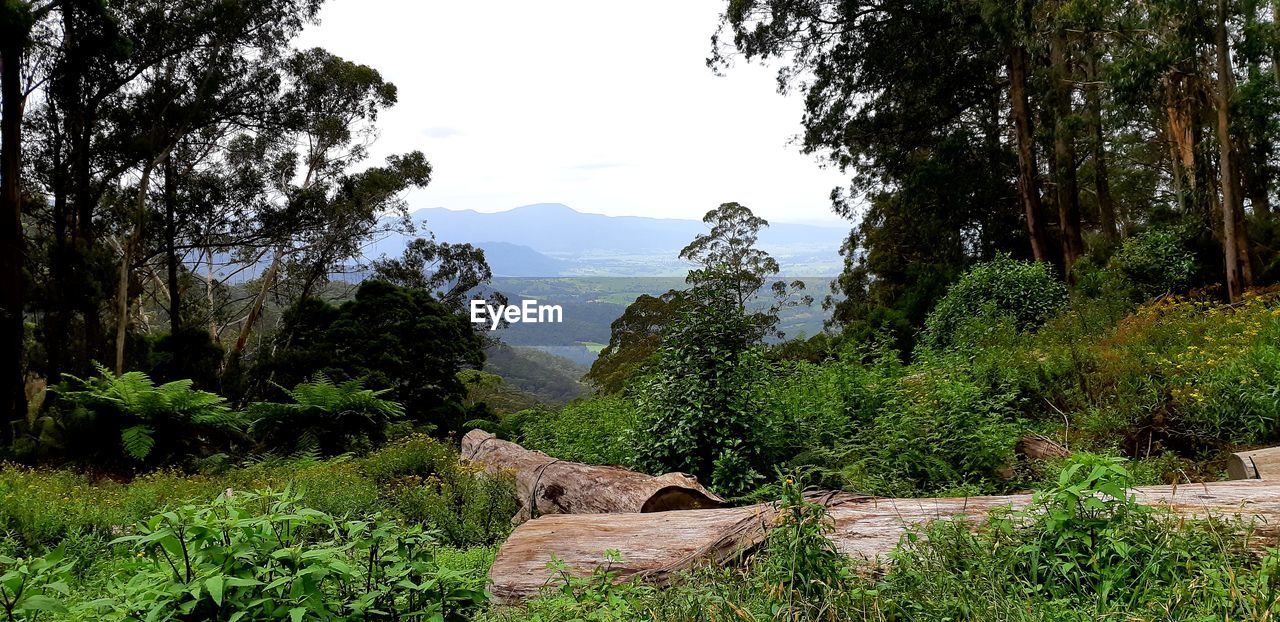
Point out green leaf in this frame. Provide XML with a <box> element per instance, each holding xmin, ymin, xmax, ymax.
<box><xmin>121</xmin><ymin>424</ymin><xmax>156</xmax><ymax>461</ymax></box>
<box><xmin>206</xmin><ymin>575</ymin><xmax>225</xmax><ymax>605</ymax></box>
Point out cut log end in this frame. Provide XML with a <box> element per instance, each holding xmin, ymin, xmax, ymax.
<box><xmin>639</xmin><ymin>485</ymin><xmax>723</xmax><ymax>513</ymax></box>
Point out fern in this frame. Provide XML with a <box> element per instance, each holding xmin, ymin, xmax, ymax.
<box><xmin>249</xmin><ymin>374</ymin><xmax>406</xmax><ymax>457</ymax></box>
<box><xmin>121</xmin><ymin>425</ymin><xmax>156</xmax><ymax>461</ymax></box>
<box><xmin>52</xmin><ymin>363</ymin><xmax>244</xmax><ymax>465</ymax></box>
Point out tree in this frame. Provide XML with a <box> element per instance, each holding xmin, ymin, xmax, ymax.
<box><xmin>585</xmin><ymin>289</ymin><xmax>690</xmax><ymax>393</ymax></box>
<box><xmin>228</xmin><ymin>47</ymin><xmax>422</xmax><ymax>367</ymax></box>
<box><xmin>1217</xmin><ymin>0</ymin><xmax>1250</xmax><ymax>301</ymax></box>
<box><xmin>251</xmin><ymin>280</ymin><xmax>486</xmax><ymax>434</ymax></box>
<box><xmin>371</xmin><ymin>236</ymin><xmax>497</xmax><ymax>312</ymax></box>
<box><xmin>0</xmin><ymin>0</ymin><xmax>57</xmax><ymax>439</ymax></box>
<box><xmin>714</xmin><ymin>0</ymin><xmax>1025</xmax><ymax>347</ymax></box>
<box><xmin>680</xmin><ymin>202</ymin><xmax>809</xmax><ymax>340</ymax></box>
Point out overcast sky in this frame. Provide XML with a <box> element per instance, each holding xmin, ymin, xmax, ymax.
<box><xmin>295</xmin><ymin>0</ymin><xmax>851</xmax><ymax>226</ymax></box>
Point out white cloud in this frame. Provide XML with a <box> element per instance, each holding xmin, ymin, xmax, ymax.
<box><xmin>295</xmin><ymin>0</ymin><xmax>851</xmax><ymax>226</ymax></box>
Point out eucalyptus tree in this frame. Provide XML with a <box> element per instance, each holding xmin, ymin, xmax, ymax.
<box><xmin>714</xmin><ymin>0</ymin><xmax>1022</xmax><ymax>343</ymax></box>
<box><xmin>225</xmin><ymin>47</ymin><xmax>431</xmax><ymax>368</ymax></box>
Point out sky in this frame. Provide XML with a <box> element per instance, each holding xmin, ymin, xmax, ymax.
<box><xmin>295</xmin><ymin>0</ymin><xmax>851</xmax><ymax>226</ymax></box>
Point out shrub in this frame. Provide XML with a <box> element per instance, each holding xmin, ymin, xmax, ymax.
<box><xmin>0</xmin><ymin>545</ymin><xmax>73</xmax><ymax>621</ymax></box>
<box><xmin>839</xmin><ymin>352</ymin><xmax>1022</xmax><ymax>495</ymax></box>
<box><xmin>98</xmin><ymin>489</ymin><xmax>488</xmax><ymax>621</ymax></box>
<box><xmin>518</xmin><ymin>396</ymin><xmax>639</xmax><ymax>467</ymax></box>
<box><xmin>385</xmin><ymin>459</ymin><xmax>518</xmax><ymax>548</ymax></box>
<box><xmin>48</xmin><ymin>364</ymin><xmax>243</xmax><ymax>468</ymax></box>
<box><xmin>1080</xmin><ymin>293</ymin><xmax>1280</xmax><ymax>448</ymax></box>
<box><xmin>248</xmin><ymin>375</ymin><xmax>406</xmax><ymax>457</ymax></box>
<box><xmin>633</xmin><ymin>285</ymin><xmax>768</xmax><ymax>493</ymax></box>
<box><xmin>251</xmin><ymin>280</ymin><xmax>487</xmax><ymax>434</ymax></box>
<box><xmin>1109</xmin><ymin>227</ymin><xmax>1198</xmax><ymax>300</ymax></box>
<box><xmin>923</xmin><ymin>254</ymin><xmax>1068</xmax><ymax>350</ymax></box>
<box><xmin>759</xmin><ymin>475</ymin><xmax>850</xmax><ymax>617</ymax></box>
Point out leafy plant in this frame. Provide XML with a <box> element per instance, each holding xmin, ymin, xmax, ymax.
<box><xmin>50</xmin><ymin>364</ymin><xmax>243</xmax><ymax>467</ymax></box>
<box><xmin>0</xmin><ymin>547</ymin><xmax>73</xmax><ymax>622</ymax></box>
<box><xmin>1108</xmin><ymin>227</ymin><xmax>1198</xmax><ymax>300</ymax></box>
<box><xmin>760</xmin><ymin>474</ymin><xmax>849</xmax><ymax>618</ymax></box>
<box><xmin>249</xmin><ymin>374</ymin><xmax>406</xmax><ymax>457</ymax></box>
<box><xmin>923</xmin><ymin>254</ymin><xmax>1068</xmax><ymax>350</ymax></box>
<box><xmin>634</xmin><ymin>284</ymin><xmax>768</xmax><ymax>492</ymax></box>
<box><xmin>99</xmin><ymin>488</ymin><xmax>487</xmax><ymax>621</ymax></box>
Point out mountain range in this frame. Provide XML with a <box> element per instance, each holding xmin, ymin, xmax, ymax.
<box><xmin>368</xmin><ymin>203</ymin><xmax>848</xmax><ymax>277</ymax></box>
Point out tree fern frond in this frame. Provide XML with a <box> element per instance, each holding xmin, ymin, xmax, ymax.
<box><xmin>121</xmin><ymin>425</ymin><xmax>156</xmax><ymax>461</ymax></box>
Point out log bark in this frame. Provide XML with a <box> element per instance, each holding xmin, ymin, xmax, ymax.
<box><xmin>1016</xmin><ymin>434</ymin><xmax>1071</xmax><ymax>461</ymax></box>
<box><xmin>460</xmin><ymin>430</ymin><xmax>723</xmax><ymax>523</ymax></box>
<box><xmin>1227</xmin><ymin>446</ymin><xmax>1280</xmax><ymax>480</ymax></box>
<box><xmin>489</xmin><ymin>480</ymin><xmax>1280</xmax><ymax>603</ymax></box>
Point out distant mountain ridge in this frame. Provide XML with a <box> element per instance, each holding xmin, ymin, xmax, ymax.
<box><xmin>368</xmin><ymin>203</ymin><xmax>847</xmax><ymax>277</ymax></box>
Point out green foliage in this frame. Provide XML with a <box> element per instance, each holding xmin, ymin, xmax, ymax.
<box><xmin>374</xmin><ymin>436</ymin><xmax>519</xmax><ymax>548</ymax></box>
<box><xmin>837</xmin><ymin>350</ymin><xmax>1022</xmax><ymax>495</ymax></box>
<box><xmin>1069</xmin><ymin>293</ymin><xmax>1280</xmax><ymax>448</ymax></box>
<box><xmin>633</xmin><ymin>285</ymin><xmax>767</xmax><ymax>492</ymax></box>
<box><xmin>488</xmin><ymin>552</ymin><xmax>653</xmax><ymax>622</ymax></box>
<box><xmin>923</xmin><ymin>254</ymin><xmax>1068</xmax><ymax>351</ymax></box>
<box><xmin>759</xmin><ymin>475</ymin><xmax>850</xmax><ymax>617</ymax></box>
<box><xmin>0</xmin><ymin>435</ymin><xmax>515</xmax><ymax>552</ymax></box>
<box><xmin>1108</xmin><ymin>227</ymin><xmax>1198</xmax><ymax>300</ymax></box>
<box><xmin>0</xmin><ymin>546</ymin><xmax>73</xmax><ymax>622</ymax></box>
<box><xmin>249</xmin><ymin>374</ymin><xmax>406</xmax><ymax>457</ymax></box>
<box><xmin>49</xmin><ymin>364</ymin><xmax>243</xmax><ymax>467</ymax></box>
<box><xmin>252</xmin><ymin>280</ymin><xmax>486</xmax><ymax>434</ymax></box>
<box><xmin>99</xmin><ymin>489</ymin><xmax>487</xmax><ymax>621</ymax></box>
<box><xmin>518</xmin><ymin>396</ymin><xmax>639</xmax><ymax>467</ymax></box>
<box><xmin>585</xmin><ymin>290</ymin><xmax>690</xmax><ymax>394</ymax></box>
<box><xmin>147</xmin><ymin>327</ymin><xmax>226</xmax><ymax>390</ymax></box>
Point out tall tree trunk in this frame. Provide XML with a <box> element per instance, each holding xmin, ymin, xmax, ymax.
<box><xmin>115</xmin><ymin>153</ymin><xmax>167</xmax><ymax>374</ymax></box>
<box><xmin>0</xmin><ymin>26</ymin><xmax>27</xmax><ymax>441</ymax></box>
<box><xmin>1164</xmin><ymin>75</ymin><xmax>1197</xmax><ymax>214</ymax></box>
<box><xmin>1274</xmin><ymin>1</ymin><xmax>1280</xmax><ymax>86</ymax></box>
<box><xmin>1085</xmin><ymin>53</ymin><xmax>1118</xmax><ymax>242</ymax></box>
<box><xmin>205</xmin><ymin>249</ymin><xmax>217</xmax><ymax>339</ymax></box>
<box><xmin>164</xmin><ymin>153</ymin><xmax>181</xmax><ymax>332</ymax></box>
<box><xmin>229</xmin><ymin>249</ymin><xmax>281</xmax><ymax>365</ymax></box>
<box><xmin>1009</xmin><ymin>45</ymin><xmax>1051</xmax><ymax>263</ymax></box>
<box><xmin>1241</xmin><ymin>3</ymin><xmax>1272</xmax><ymax>216</ymax></box>
<box><xmin>1050</xmin><ymin>31</ymin><xmax>1084</xmax><ymax>275</ymax></box>
<box><xmin>1217</xmin><ymin>0</ymin><xmax>1247</xmax><ymax>302</ymax></box>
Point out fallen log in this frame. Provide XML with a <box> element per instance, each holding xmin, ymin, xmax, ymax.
<box><xmin>1016</xmin><ymin>434</ymin><xmax>1071</xmax><ymax>461</ymax></box>
<box><xmin>460</xmin><ymin>429</ymin><xmax>723</xmax><ymax>523</ymax></box>
<box><xmin>1227</xmin><ymin>446</ymin><xmax>1280</xmax><ymax>480</ymax></box>
<box><xmin>488</xmin><ymin>480</ymin><xmax>1280</xmax><ymax>603</ymax></box>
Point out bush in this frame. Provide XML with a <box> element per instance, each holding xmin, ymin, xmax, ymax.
<box><xmin>633</xmin><ymin>285</ymin><xmax>768</xmax><ymax>494</ymax></box>
<box><xmin>384</xmin><ymin>459</ymin><xmax>518</xmax><ymax>548</ymax></box>
<box><xmin>0</xmin><ymin>545</ymin><xmax>74</xmax><ymax>621</ymax></box>
<box><xmin>251</xmin><ymin>280</ymin><xmax>487</xmax><ymax>434</ymax></box>
<box><xmin>0</xmin><ymin>435</ymin><xmax>516</xmax><ymax>552</ymax></box>
<box><xmin>248</xmin><ymin>375</ymin><xmax>406</xmax><ymax>457</ymax></box>
<box><xmin>836</xmin><ymin>351</ymin><xmax>1022</xmax><ymax>496</ymax></box>
<box><xmin>1108</xmin><ymin>227</ymin><xmax>1198</xmax><ymax>300</ymax></box>
<box><xmin>923</xmin><ymin>254</ymin><xmax>1068</xmax><ymax>350</ymax></box>
<box><xmin>1078</xmin><ymin>293</ymin><xmax>1280</xmax><ymax>448</ymax></box>
<box><xmin>98</xmin><ymin>489</ymin><xmax>488</xmax><ymax>621</ymax></box>
<box><xmin>518</xmin><ymin>396</ymin><xmax>640</xmax><ymax>467</ymax></box>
